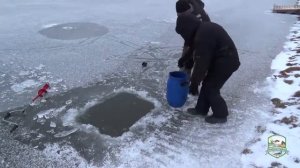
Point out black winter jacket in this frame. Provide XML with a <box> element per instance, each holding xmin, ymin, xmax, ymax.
<box><xmin>176</xmin><ymin>14</ymin><xmax>240</xmax><ymax>86</ymax></box>
<box><xmin>177</xmin><ymin>0</ymin><xmax>210</xmax><ymax>69</ymax></box>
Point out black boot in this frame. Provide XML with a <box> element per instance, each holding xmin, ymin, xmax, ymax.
<box><xmin>186</xmin><ymin>108</ymin><xmax>207</xmax><ymax>117</ymax></box>
<box><xmin>205</xmin><ymin>116</ymin><xmax>227</xmax><ymax>124</ymax></box>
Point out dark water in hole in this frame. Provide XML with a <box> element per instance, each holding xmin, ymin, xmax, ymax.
<box><xmin>77</xmin><ymin>92</ymin><xmax>155</xmax><ymax>137</ymax></box>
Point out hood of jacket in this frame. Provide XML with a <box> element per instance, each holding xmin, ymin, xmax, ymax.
<box><xmin>175</xmin><ymin>14</ymin><xmax>200</xmax><ymax>46</ymax></box>
<box><xmin>198</xmin><ymin>0</ymin><xmax>204</xmax><ymax>8</ymax></box>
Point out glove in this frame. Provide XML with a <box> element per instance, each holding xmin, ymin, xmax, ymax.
<box><xmin>189</xmin><ymin>83</ymin><xmax>199</xmax><ymax>96</ymax></box>
<box><xmin>184</xmin><ymin>58</ymin><xmax>194</xmax><ymax>70</ymax></box>
<box><xmin>178</xmin><ymin>57</ymin><xmax>185</xmax><ymax>68</ymax></box>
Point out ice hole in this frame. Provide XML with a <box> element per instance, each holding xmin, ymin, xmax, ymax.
<box><xmin>39</xmin><ymin>22</ymin><xmax>109</xmax><ymax>40</ymax></box>
<box><xmin>77</xmin><ymin>92</ymin><xmax>154</xmax><ymax>137</ymax></box>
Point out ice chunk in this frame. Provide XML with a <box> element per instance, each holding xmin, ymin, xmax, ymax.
<box><xmin>62</xmin><ymin>108</ymin><xmax>79</xmax><ymax>127</ymax></box>
<box><xmin>36</xmin><ymin>118</ymin><xmax>46</xmax><ymax>125</ymax></box>
<box><xmin>54</xmin><ymin>128</ymin><xmax>78</xmax><ymax>138</ymax></box>
<box><xmin>36</xmin><ymin>106</ymin><xmax>66</xmax><ymax>119</ymax></box>
<box><xmin>37</xmin><ymin>134</ymin><xmax>44</xmax><ymax>138</ymax></box>
<box><xmin>65</xmin><ymin>100</ymin><xmax>72</xmax><ymax>105</ymax></box>
<box><xmin>37</xmin><ymin>109</ymin><xmax>54</xmax><ymax>119</ymax></box>
<box><xmin>41</xmin><ymin>99</ymin><xmax>47</xmax><ymax>103</ymax></box>
<box><xmin>50</xmin><ymin>121</ymin><xmax>57</xmax><ymax>128</ymax></box>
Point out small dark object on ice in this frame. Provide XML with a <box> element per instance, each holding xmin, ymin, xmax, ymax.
<box><xmin>10</xmin><ymin>125</ymin><xmax>18</xmax><ymax>133</ymax></box>
<box><xmin>242</xmin><ymin>148</ymin><xmax>253</xmax><ymax>154</ymax></box>
<box><xmin>4</xmin><ymin>112</ymin><xmax>11</xmax><ymax>120</ymax></box>
<box><xmin>142</xmin><ymin>62</ymin><xmax>147</xmax><ymax>67</ymax></box>
<box><xmin>271</xmin><ymin>98</ymin><xmax>286</xmax><ymax>109</ymax></box>
<box><xmin>270</xmin><ymin>162</ymin><xmax>284</xmax><ymax>167</ymax></box>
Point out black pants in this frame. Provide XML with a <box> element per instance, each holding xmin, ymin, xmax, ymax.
<box><xmin>195</xmin><ymin>68</ymin><xmax>234</xmax><ymax>118</ymax></box>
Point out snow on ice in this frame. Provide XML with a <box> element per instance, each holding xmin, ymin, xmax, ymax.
<box><xmin>242</xmin><ymin>21</ymin><xmax>300</xmax><ymax>168</ymax></box>
<box><xmin>11</xmin><ymin>79</ymin><xmax>39</xmax><ymax>93</ymax></box>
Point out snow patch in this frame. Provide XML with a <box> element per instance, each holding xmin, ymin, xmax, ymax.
<box><xmin>242</xmin><ymin>21</ymin><xmax>300</xmax><ymax>168</ymax></box>
<box><xmin>42</xmin><ymin>143</ymin><xmax>93</xmax><ymax>168</ymax></box>
<box><xmin>11</xmin><ymin>79</ymin><xmax>39</xmax><ymax>92</ymax></box>
<box><xmin>268</xmin><ymin>77</ymin><xmax>300</xmax><ymax>101</ymax></box>
<box><xmin>271</xmin><ymin>51</ymin><xmax>293</xmax><ymax>70</ymax></box>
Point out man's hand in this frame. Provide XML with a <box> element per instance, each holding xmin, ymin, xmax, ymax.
<box><xmin>184</xmin><ymin>58</ymin><xmax>194</xmax><ymax>70</ymax></box>
<box><xmin>189</xmin><ymin>83</ymin><xmax>199</xmax><ymax>95</ymax></box>
<box><xmin>178</xmin><ymin>45</ymin><xmax>192</xmax><ymax>68</ymax></box>
<box><xmin>178</xmin><ymin>57</ymin><xmax>185</xmax><ymax>68</ymax></box>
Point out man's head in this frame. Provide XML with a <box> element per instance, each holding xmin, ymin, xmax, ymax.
<box><xmin>176</xmin><ymin>14</ymin><xmax>200</xmax><ymax>45</ymax></box>
<box><xmin>176</xmin><ymin>0</ymin><xmax>193</xmax><ymax>16</ymax></box>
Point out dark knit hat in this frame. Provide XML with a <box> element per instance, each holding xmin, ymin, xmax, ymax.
<box><xmin>176</xmin><ymin>0</ymin><xmax>191</xmax><ymax>13</ymax></box>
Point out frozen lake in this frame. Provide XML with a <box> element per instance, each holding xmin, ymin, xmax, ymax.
<box><xmin>0</xmin><ymin>0</ymin><xmax>296</xmax><ymax>167</ymax></box>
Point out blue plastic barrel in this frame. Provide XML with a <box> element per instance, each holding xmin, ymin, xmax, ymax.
<box><xmin>166</xmin><ymin>71</ymin><xmax>189</xmax><ymax>108</ymax></box>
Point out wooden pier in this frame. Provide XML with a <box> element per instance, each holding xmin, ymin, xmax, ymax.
<box><xmin>273</xmin><ymin>4</ymin><xmax>300</xmax><ymax>14</ymax></box>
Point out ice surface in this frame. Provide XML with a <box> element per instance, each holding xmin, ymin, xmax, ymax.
<box><xmin>0</xmin><ymin>0</ymin><xmax>297</xmax><ymax>167</ymax></box>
